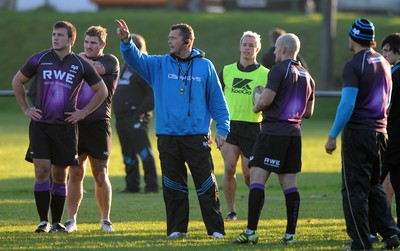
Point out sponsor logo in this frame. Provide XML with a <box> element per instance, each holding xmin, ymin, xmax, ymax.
<box><xmin>263</xmin><ymin>157</ymin><xmax>280</xmax><ymax>168</ymax></box>
<box><xmin>69</xmin><ymin>64</ymin><xmax>79</xmax><ymax>74</ymax></box>
<box><xmin>291</xmin><ymin>68</ymin><xmax>308</xmax><ymax>77</ymax></box>
<box><xmin>168</xmin><ymin>74</ymin><xmax>202</xmax><ymax>82</ymax></box>
<box><xmin>351</xmin><ymin>27</ymin><xmax>360</xmax><ymax>35</ymax></box>
<box><xmin>42</xmin><ymin>70</ymin><xmax>76</xmax><ymax>84</ymax></box>
<box><xmin>367</xmin><ymin>56</ymin><xmax>385</xmax><ymax>64</ymax></box>
<box><xmin>231</xmin><ymin>78</ymin><xmax>252</xmax><ymax>95</ymax></box>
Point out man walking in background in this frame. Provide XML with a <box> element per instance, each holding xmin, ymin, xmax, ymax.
<box><xmin>114</xmin><ymin>33</ymin><xmax>159</xmax><ymax>194</ymax></box>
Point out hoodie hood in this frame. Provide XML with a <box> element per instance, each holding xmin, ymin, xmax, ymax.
<box><xmin>169</xmin><ymin>47</ymin><xmax>205</xmax><ymax>62</ymax></box>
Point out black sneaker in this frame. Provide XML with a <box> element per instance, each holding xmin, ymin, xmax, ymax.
<box><xmin>278</xmin><ymin>234</ymin><xmax>298</xmax><ymax>245</ymax></box>
<box><xmin>118</xmin><ymin>188</ymin><xmax>140</xmax><ymax>193</ymax></box>
<box><xmin>382</xmin><ymin>235</ymin><xmax>400</xmax><ymax>250</ymax></box>
<box><xmin>231</xmin><ymin>230</ymin><xmax>259</xmax><ymax>244</ymax></box>
<box><xmin>370</xmin><ymin>234</ymin><xmax>379</xmax><ymax>244</ymax></box>
<box><xmin>143</xmin><ymin>188</ymin><xmax>159</xmax><ymax>194</ymax></box>
<box><xmin>34</xmin><ymin>221</ymin><xmax>51</xmax><ymax>233</ymax></box>
<box><xmin>50</xmin><ymin>222</ymin><xmax>68</xmax><ymax>233</ymax></box>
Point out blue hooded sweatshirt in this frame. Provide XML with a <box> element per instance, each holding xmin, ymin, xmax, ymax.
<box><xmin>120</xmin><ymin>38</ymin><xmax>230</xmax><ymax>137</ymax></box>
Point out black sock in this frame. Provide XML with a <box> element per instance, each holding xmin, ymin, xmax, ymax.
<box><xmin>50</xmin><ymin>194</ymin><xmax>66</xmax><ymax>224</ymax></box>
<box><xmin>34</xmin><ymin>191</ymin><xmax>50</xmax><ymax>222</ymax></box>
<box><xmin>284</xmin><ymin>187</ymin><xmax>300</xmax><ymax>234</ymax></box>
<box><xmin>247</xmin><ymin>183</ymin><xmax>265</xmax><ymax>231</ymax></box>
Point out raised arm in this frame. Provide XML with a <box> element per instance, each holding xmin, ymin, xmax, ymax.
<box><xmin>115</xmin><ymin>19</ymin><xmax>131</xmax><ymax>42</ymax></box>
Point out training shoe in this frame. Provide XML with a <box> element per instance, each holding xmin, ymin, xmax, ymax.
<box><xmin>344</xmin><ymin>234</ymin><xmax>380</xmax><ymax>245</ymax></box>
<box><xmin>231</xmin><ymin>230</ymin><xmax>259</xmax><ymax>244</ymax></box>
<box><xmin>35</xmin><ymin>221</ymin><xmax>51</xmax><ymax>233</ymax></box>
<box><xmin>212</xmin><ymin>232</ymin><xmax>224</xmax><ymax>239</ymax></box>
<box><xmin>278</xmin><ymin>234</ymin><xmax>298</xmax><ymax>245</ymax></box>
<box><xmin>381</xmin><ymin>235</ymin><xmax>400</xmax><ymax>250</ymax></box>
<box><xmin>118</xmin><ymin>188</ymin><xmax>140</xmax><ymax>194</ymax></box>
<box><xmin>225</xmin><ymin>212</ymin><xmax>238</xmax><ymax>222</ymax></box>
<box><xmin>50</xmin><ymin>223</ymin><xmax>68</xmax><ymax>233</ymax></box>
<box><xmin>101</xmin><ymin>220</ymin><xmax>115</xmax><ymax>232</ymax></box>
<box><xmin>167</xmin><ymin>232</ymin><xmax>187</xmax><ymax>239</ymax></box>
<box><xmin>369</xmin><ymin>234</ymin><xmax>379</xmax><ymax>244</ymax></box>
<box><xmin>64</xmin><ymin>220</ymin><xmax>78</xmax><ymax>233</ymax></box>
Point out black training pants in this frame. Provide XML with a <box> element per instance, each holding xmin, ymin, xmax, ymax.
<box><xmin>157</xmin><ymin>135</ymin><xmax>225</xmax><ymax>236</ymax></box>
<box><xmin>341</xmin><ymin>128</ymin><xmax>399</xmax><ymax>250</ymax></box>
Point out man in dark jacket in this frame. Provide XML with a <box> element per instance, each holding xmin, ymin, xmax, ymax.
<box><xmin>113</xmin><ymin>33</ymin><xmax>159</xmax><ymax>194</ymax></box>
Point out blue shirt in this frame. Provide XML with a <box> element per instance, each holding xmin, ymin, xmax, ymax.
<box><xmin>120</xmin><ymin>38</ymin><xmax>230</xmax><ymax>137</ymax></box>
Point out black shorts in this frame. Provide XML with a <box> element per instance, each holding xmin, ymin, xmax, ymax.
<box><xmin>249</xmin><ymin>134</ymin><xmax>301</xmax><ymax>174</ymax></box>
<box><xmin>78</xmin><ymin>120</ymin><xmax>112</xmax><ymax>160</ymax></box>
<box><xmin>226</xmin><ymin>122</ymin><xmax>260</xmax><ymax>158</ymax></box>
<box><xmin>27</xmin><ymin>121</ymin><xmax>78</xmax><ymax>166</ymax></box>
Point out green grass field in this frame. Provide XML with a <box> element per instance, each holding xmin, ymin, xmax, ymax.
<box><xmin>0</xmin><ymin>7</ymin><xmax>397</xmax><ymax>251</ymax></box>
<box><xmin>0</xmin><ymin>96</ymin><xmax>367</xmax><ymax>251</ymax></box>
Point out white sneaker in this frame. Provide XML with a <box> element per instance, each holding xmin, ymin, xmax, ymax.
<box><xmin>167</xmin><ymin>232</ymin><xmax>187</xmax><ymax>239</ymax></box>
<box><xmin>101</xmin><ymin>220</ymin><xmax>115</xmax><ymax>232</ymax></box>
<box><xmin>64</xmin><ymin>220</ymin><xmax>78</xmax><ymax>233</ymax></box>
<box><xmin>212</xmin><ymin>232</ymin><xmax>224</xmax><ymax>239</ymax></box>
<box><xmin>35</xmin><ymin>221</ymin><xmax>51</xmax><ymax>233</ymax></box>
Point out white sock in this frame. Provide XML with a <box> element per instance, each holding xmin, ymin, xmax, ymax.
<box><xmin>245</xmin><ymin>229</ymin><xmax>255</xmax><ymax>234</ymax></box>
<box><xmin>284</xmin><ymin>233</ymin><xmax>294</xmax><ymax>239</ymax></box>
<box><xmin>101</xmin><ymin>219</ymin><xmax>110</xmax><ymax>224</ymax></box>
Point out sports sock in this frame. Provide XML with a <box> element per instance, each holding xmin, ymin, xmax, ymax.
<box><xmin>34</xmin><ymin>180</ymin><xmax>51</xmax><ymax>222</ymax></box>
<box><xmin>101</xmin><ymin>219</ymin><xmax>110</xmax><ymax>224</ymax></box>
<box><xmin>247</xmin><ymin>183</ymin><xmax>265</xmax><ymax>231</ymax></box>
<box><xmin>50</xmin><ymin>182</ymin><xmax>67</xmax><ymax>224</ymax></box>
<box><xmin>284</xmin><ymin>187</ymin><xmax>300</xmax><ymax>235</ymax></box>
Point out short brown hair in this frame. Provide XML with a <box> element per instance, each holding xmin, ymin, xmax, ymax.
<box><xmin>171</xmin><ymin>23</ymin><xmax>195</xmax><ymax>41</ymax></box>
<box><xmin>85</xmin><ymin>25</ymin><xmax>107</xmax><ymax>44</ymax></box>
<box><xmin>269</xmin><ymin>28</ymin><xmax>286</xmax><ymax>43</ymax></box>
<box><xmin>53</xmin><ymin>21</ymin><xmax>76</xmax><ymax>45</ymax></box>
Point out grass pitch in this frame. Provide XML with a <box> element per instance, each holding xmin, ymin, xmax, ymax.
<box><xmin>0</xmin><ymin>97</ymin><xmax>375</xmax><ymax>250</ymax></box>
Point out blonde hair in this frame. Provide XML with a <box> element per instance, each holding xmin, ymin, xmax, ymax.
<box><xmin>240</xmin><ymin>31</ymin><xmax>262</xmax><ymax>50</ymax></box>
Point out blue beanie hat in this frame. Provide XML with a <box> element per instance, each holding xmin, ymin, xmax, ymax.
<box><xmin>349</xmin><ymin>18</ymin><xmax>375</xmax><ymax>45</ymax></box>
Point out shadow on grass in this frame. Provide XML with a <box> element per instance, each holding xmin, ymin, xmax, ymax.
<box><xmin>0</xmin><ymin>172</ymin><xmax>343</xmax><ymax>223</ymax></box>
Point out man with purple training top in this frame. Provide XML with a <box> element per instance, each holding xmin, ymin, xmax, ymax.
<box><xmin>325</xmin><ymin>18</ymin><xmax>400</xmax><ymax>250</ymax></box>
<box><xmin>12</xmin><ymin>21</ymin><xmax>107</xmax><ymax>233</ymax></box>
<box><xmin>65</xmin><ymin>25</ymin><xmax>119</xmax><ymax>233</ymax></box>
<box><xmin>232</xmin><ymin>33</ymin><xmax>315</xmax><ymax>245</ymax></box>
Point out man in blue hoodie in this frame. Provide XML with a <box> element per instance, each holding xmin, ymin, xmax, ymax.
<box><xmin>116</xmin><ymin>19</ymin><xmax>230</xmax><ymax>239</ymax></box>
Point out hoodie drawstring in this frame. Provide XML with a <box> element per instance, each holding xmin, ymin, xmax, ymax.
<box><xmin>177</xmin><ymin>59</ymin><xmax>193</xmax><ymax>116</ymax></box>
